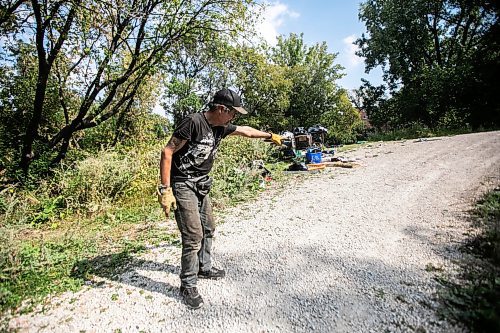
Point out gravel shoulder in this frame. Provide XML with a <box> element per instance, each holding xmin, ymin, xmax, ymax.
<box><xmin>8</xmin><ymin>131</ymin><xmax>500</xmax><ymax>332</ymax></box>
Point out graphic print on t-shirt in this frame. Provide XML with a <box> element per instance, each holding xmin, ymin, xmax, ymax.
<box><xmin>178</xmin><ymin>133</ymin><xmax>215</xmax><ymax>172</ymax></box>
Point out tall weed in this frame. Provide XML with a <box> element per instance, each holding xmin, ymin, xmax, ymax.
<box><xmin>55</xmin><ymin>151</ymin><xmax>141</xmax><ymax>212</ymax></box>
<box><xmin>0</xmin><ymin>186</ymin><xmax>39</xmax><ymax>227</ymax></box>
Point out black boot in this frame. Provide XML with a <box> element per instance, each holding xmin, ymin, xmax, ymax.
<box><xmin>180</xmin><ymin>286</ymin><xmax>204</xmax><ymax>309</ymax></box>
<box><xmin>198</xmin><ymin>267</ymin><xmax>226</xmax><ymax>280</ymax></box>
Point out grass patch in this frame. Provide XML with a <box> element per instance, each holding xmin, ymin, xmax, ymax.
<box><xmin>437</xmin><ymin>188</ymin><xmax>500</xmax><ymax>332</ymax></box>
<box><xmin>366</xmin><ymin>124</ymin><xmax>474</xmax><ymax>142</ymax></box>
<box><xmin>0</xmin><ymin>199</ymin><xmax>172</xmax><ymax>316</ymax></box>
<box><xmin>334</xmin><ymin>142</ymin><xmax>370</xmax><ymax>153</ymax></box>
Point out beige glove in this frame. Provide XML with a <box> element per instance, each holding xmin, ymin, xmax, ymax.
<box><xmin>157</xmin><ymin>186</ymin><xmax>177</xmax><ymax>216</ymax></box>
<box><xmin>269</xmin><ymin>133</ymin><xmax>283</xmax><ymax>145</ymax></box>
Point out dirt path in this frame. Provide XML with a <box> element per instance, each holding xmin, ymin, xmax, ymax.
<box><xmin>8</xmin><ymin>131</ymin><xmax>500</xmax><ymax>332</ymax></box>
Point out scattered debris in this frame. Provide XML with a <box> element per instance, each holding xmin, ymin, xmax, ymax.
<box><xmin>327</xmin><ymin>156</ymin><xmax>356</xmax><ymax>163</ymax></box>
<box><xmin>252</xmin><ymin>160</ymin><xmax>272</xmax><ymax>187</ymax></box>
<box><xmin>252</xmin><ymin>160</ymin><xmax>271</xmax><ymax>178</ymax></box>
<box><xmin>308</xmin><ymin>124</ymin><xmax>328</xmax><ymax>145</ymax></box>
<box><xmin>307</xmin><ymin>163</ymin><xmax>326</xmax><ymax>171</ymax></box>
<box><xmin>324</xmin><ymin>162</ymin><xmax>360</xmax><ymax>168</ymax></box>
<box><xmin>286</xmin><ymin>162</ymin><xmax>308</xmax><ymax>171</ymax></box>
<box><xmin>281</xmin><ymin>131</ymin><xmax>296</xmax><ymax>150</ymax></box>
<box><xmin>278</xmin><ymin>125</ymin><xmax>362</xmax><ymax>173</ymax></box>
<box><xmin>295</xmin><ymin>134</ymin><xmax>312</xmax><ymax>150</ymax></box>
<box><xmin>305</xmin><ymin>148</ymin><xmax>322</xmax><ymax>164</ymax></box>
<box><xmin>414</xmin><ymin>137</ymin><xmax>443</xmax><ymax>143</ymax></box>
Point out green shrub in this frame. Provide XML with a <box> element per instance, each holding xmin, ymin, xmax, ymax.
<box><xmin>366</xmin><ymin>122</ymin><xmax>475</xmax><ymax>142</ymax></box>
<box><xmin>54</xmin><ymin>150</ymin><xmax>147</xmax><ymax>213</ymax></box>
<box><xmin>476</xmin><ymin>189</ymin><xmax>500</xmax><ymax>264</ymax></box>
<box><xmin>31</xmin><ymin>196</ymin><xmax>64</xmax><ymax>225</ymax></box>
<box><xmin>367</xmin><ymin>122</ymin><xmax>433</xmax><ymax>141</ymax></box>
<box><xmin>211</xmin><ymin>136</ymin><xmax>275</xmax><ymax>207</ymax></box>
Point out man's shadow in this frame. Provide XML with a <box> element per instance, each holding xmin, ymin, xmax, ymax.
<box><xmin>71</xmin><ymin>245</ymin><xmax>181</xmax><ymax>300</ymax></box>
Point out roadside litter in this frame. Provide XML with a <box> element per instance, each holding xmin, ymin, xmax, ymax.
<box><xmin>324</xmin><ymin>161</ymin><xmax>359</xmax><ymax>168</ymax></box>
<box><xmin>306</xmin><ymin>163</ymin><xmax>326</xmax><ymax>171</ymax></box>
<box><xmin>260</xmin><ymin>125</ymin><xmax>361</xmax><ymax>176</ymax></box>
<box><xmin>305</xmin><ymin>148</ymin><xmax>322</xmax><ymax>164</ymax></box>
<box><xmin>278</xmin><ymin>125</ymin><xmax>360</xmax><ymax>172</ymax></box>
<box><xmin>287</xmin><ymin>162</ymin><xmax>308</xmax><ymax>171</ymax></box>
<box><xmin>252</xmin><ymin>160</ymin><xmax>272</xmax><ymax>187</ymax></box>
<box><xmin>414</xmin><ymin>137</ymin><xmax>442</xmax><ymax>143</ymax></box>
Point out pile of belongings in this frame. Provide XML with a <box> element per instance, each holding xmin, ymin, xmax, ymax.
<box><xmin>308</xmin><ymin>124</ymin><xmax>328</xmax><ymax>144</ymax></box>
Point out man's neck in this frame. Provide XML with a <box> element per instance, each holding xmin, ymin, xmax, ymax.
<box><xmin>203</xmin><ymin>111</ymin><xmax>217</xmax><ymax>126</ymax></box>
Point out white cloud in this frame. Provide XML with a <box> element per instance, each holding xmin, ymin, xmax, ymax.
<box><xmin>256</xmin><ymin>2</ymin><xmax>299</xmax><ymax>45</ymax></box>
<box><xmin>342</xmin><ymin>34</ymin><xmax>363</xmax><ymax>67</ymax></box>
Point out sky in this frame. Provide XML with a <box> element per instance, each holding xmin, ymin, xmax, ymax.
<box><xmin>256</xmin><ymin>1</ymin><xmax>384</xmax><ymax>91</ymax></box>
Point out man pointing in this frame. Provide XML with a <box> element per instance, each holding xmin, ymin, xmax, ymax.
<box><xmin>158</xmin><ymin>88</ymin><xmax>282</xmax><ymax>309</ymax></box>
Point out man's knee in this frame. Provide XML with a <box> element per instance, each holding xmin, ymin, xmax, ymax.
<box><xmin>182</xmin><ymin>232</ymin><xmax>203</xmax><ymax>249</ymax></box>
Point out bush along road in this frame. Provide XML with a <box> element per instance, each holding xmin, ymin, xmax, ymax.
<box><xmin>7</xmin><ymin>131</ymin><xmax>500</xmax><ymax>332</ymax></box>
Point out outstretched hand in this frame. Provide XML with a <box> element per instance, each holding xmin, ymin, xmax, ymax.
<box><xmin>269</xmin><ymin>133</ymin><xmax>283</xmax><ymax>145</ymax></box>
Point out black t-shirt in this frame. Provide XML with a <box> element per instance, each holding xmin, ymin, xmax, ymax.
<box><xmin>171</xmin><ymin>112</ymin><xmax>236</xmax><ymax>182</ymax></box>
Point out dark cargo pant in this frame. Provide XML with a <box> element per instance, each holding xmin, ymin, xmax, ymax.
<box><xmin>172</xmin><ymin>178</ymin><xmax>215</xmax><ymax>288</ymax></box>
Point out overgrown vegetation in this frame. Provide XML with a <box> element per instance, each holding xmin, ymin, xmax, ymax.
<box><xmin>0</xmin><ymin>1</ymin><xmax>363</xmax><ymax>178</ymax></box>
<box><xmin>438</xmin><ymin>188</ymin><xmax>500</xmax><ymax>332</ymax></box>
<box><xmin>0</xmin><ymin>136</ymin><xmax>280</xmax><ymax>316</ymax></box>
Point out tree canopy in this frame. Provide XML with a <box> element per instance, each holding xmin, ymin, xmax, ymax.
<box><xmin>0</xmin><ymin>0</ymin><xmax>257</xmax><ymax>176</ymax></box>
<box><xmin>355</xmin><ymin>0</ymin><xmax>500</xmax><ymax>129</ymax></box>
<box><xmin>157</xmin><ymin>33</ymin><xmax>352</xmax><ymax>137</ymax></box>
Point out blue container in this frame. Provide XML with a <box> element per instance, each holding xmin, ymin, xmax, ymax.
<box><xmin>305</xmin><ymin>149</ymin><xmax>322</xmax><ymax>164</ymax></box>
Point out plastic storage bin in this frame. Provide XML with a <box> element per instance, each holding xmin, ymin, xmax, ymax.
<box><xmin>305</xmin><ymin>149</ymin><xmax>322</xmax><ymax>164</ymax></box>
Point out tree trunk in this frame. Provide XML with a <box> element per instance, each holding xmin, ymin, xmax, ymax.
<box><xmin>20</xmin><ymin>63</ymin><xmax>49</xmax><ymax>174</ymax></box>
<box><xmin>19</xmin><ymin>0</ymin><xmax>76</xmax><ymax>174</ymax></box>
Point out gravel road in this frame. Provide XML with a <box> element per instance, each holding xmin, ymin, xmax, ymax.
<box><xmin>8</xmin><ymin>131</ymin><xmax>500</xmax><ymax>332</ymax></box>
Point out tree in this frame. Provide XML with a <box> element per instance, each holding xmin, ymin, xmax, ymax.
<box><xmin>1</xmin><ymin>0</ymin><xmax>256</xmax><ymax>175</ymax></box>
<box><xmin>232</xmin><ymin>45</ymin><xmax>292</xmax><ymax>130</ymax></box>
<box><xmin>0</xmin><ymin>0</ymin><xmax>28</xmax><ymax>33</ymax></box>
<box><xmin>0</xmin><ymin>42</ymin><xmax>70</xmax><ymax>177</ymax></box>
<box><xmin>159</xmin><ymin>37</ymin><xmax>292</xmax><ymax>130</ymax></box>
<box><xmin>161</xmin><ymin>37</ymin><xmax>226</xmax><ymax>125</ymax></box>
<box><xmin>352</xmin><ymin>79</ymin><xmax>393</xmax><ymax>130</ymax></box>
<box><xmin>356</xmin><ymin>0</ymin><xmax>499</xmax><ymax>128</ymax></box>
<box><xmin>271</xmin><ymin>33</ymin><xmax>344</xmax><ymax>129</ymax></box>
<box><xmin>321</xmin><ymin>89</ymin><xmax>364</xmax><ymax>144</ymax></box>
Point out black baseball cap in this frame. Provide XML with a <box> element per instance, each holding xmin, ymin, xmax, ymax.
<box><xmin>212</xmin><ymin>88</ymin><xmax>248</xmax><ymax>114</ymax></box>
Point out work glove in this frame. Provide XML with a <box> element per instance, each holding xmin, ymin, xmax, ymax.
<box><xmin>157</xmin><ymin>186</ymin><xmax>177</xmax><ymax>217</ymax></box>
<box><xmin>269</xmin><ymin>132</ymin><xmax>283</xmax><ymax>145</ymax></box>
